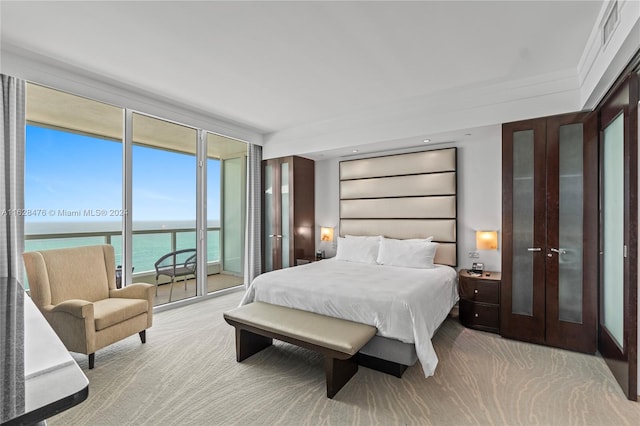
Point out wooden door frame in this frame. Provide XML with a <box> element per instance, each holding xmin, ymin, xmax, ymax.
<box><xmin>597</xmin><ymin>64</ymin><xmax>638</xmax><ymax>401</ymax></box>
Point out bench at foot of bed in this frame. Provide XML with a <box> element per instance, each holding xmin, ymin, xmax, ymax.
<box><xmin>223</xmin><ymin>302</ymin><xmax>377</xmax><ymax>399</ymax></box>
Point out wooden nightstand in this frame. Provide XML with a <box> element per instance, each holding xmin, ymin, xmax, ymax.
<box><xmin>458</xmin><ymin>270</ymin><xmax>501</xmax><ymax>334</ymax></box>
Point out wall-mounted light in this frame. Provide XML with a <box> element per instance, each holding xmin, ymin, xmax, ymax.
<box><xmin>320</xmin><ymin>227</ymin><xmax>334</xmax><ymax>242</ymax></box>
<box><xmin>476</xmin><ymin>230</ymin><xmax>498</xmax><ymax>250</ymax></box>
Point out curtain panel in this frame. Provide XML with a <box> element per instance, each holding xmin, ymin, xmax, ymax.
<box><xmin>1</xmin><ymin>75</ymin><xmax>26</xmax><ymax>418</ymax></box>
<box><xmin>243</xmin><ymin>143</ymin><xmax>262</xmax><ymax>287</ymax></box>
<box><xmin>0</xmin><ymin>74</ymin><xmax>26</xmax><ymax>282</ymax></box>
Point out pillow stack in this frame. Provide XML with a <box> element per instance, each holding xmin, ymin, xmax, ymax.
<box><xmin>334</xmin><ymin>235</ymin><xmax>438</xmax><ymax>268</ymax></box>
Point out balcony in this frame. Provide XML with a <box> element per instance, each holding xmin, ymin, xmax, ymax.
<box><xmin>24</xmin><ymin>226</ymin><xmax>244</xmax><ymax>306</ymax></box>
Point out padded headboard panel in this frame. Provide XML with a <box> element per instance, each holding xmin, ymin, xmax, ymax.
<box><xmin>340</xmin><ymin>148</ymin><xmax>457</xmax><ymax>266</ymax></box>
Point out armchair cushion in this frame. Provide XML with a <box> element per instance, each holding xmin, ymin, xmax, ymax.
<box><xmin>93</xmin><ymin>298</ymin><xmax>148</xmax><ymax>331</ymax></box>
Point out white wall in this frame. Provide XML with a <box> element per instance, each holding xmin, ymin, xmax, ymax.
<box><xmin>314</xmin><ymin>125</ymin><xmax>502</xmax><ymax>272</ymax></box>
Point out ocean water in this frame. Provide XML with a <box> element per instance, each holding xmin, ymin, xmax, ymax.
<box><xmin>25</xmin><ymin>220</ymin><xmax>220</xmax><ymax>273</ymax></box>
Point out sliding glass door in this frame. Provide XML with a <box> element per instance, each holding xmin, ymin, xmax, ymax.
<box><xmin>131</xmin><ymin>113</ymin><xmax>197</xmax><ymax>305</ymax></box>
<box><xmin>24</xmin><ymin>84</ymin><xmax>124</xmax><ymax>288</ymax></box>
<box><xmin>24</xmin><ymin>82</ymin><xmax>248</xmax><ymax>304</ymax></box>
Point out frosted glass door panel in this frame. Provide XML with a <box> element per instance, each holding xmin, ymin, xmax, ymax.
<box><xmin>280</xmin><ymin>162</ymin><xmax>290</xmax><ymax>268</ymax></box>
<box><xmin>558</xmin><ymin>123</ymin><xmax>584</xmax><ymax>323</ymax></box>
<box><xmin>512</xmin><ymin>130</ymin><xmax>535</xmax><ymax>316</ymax></box>
<box><xmin>603</xmin><ymin>113</ymin><xmax>625</xmax><ymax>349</ymax></box>
<box><xmin>264</xmin><ymin>164</ymin><xmax>275</xmax><ymax>272</ymax></box>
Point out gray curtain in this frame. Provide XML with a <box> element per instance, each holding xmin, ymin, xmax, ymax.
<box><xmin>243</xmin><ymin>143</ymin><xmax>262</xmax><ymax>287</ymax></box>
<box><xmin>0</xmin><ymin>74</ymin><xmax>26</xmax><ymax>282</ymax></box>
<box><xmin>0</xmin><ymin>74</ymin><xmax>26</xmax><ymax>419</ymax></box>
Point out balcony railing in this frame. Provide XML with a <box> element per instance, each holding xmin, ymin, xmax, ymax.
<box><xmin>24</xmin><ymin>227</ymin><xmax>221</xmax><ymax>275</ymax></box>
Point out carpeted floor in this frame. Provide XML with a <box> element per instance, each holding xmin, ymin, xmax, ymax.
<box><xmin>50</xmin><ymin>291</ymin><xmax>640</xmax><ymax>425</ymax></box>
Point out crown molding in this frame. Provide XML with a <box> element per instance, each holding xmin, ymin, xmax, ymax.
<box><xmin>577</xmin><ymin>0</ymin><xmax>640</xmax><ymax>110</ymax></box>
<box><xmin>263</xmin><ymin>68</ymin><xmax>581</xmax><ymax>159</ymax></box>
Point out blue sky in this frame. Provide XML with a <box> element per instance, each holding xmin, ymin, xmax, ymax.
<box><xmin>25</xmin><ymin>125</ymin><xmax>220</xmax><ymax>223</ymax></box>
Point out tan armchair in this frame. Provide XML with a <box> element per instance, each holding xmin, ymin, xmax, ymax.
<box><xmin>23</xmin><ymin>244</ymin><xmax>154</xmax><ymax>369</ymax></box>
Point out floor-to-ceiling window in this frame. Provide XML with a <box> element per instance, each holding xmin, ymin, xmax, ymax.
<box><xmin>24</xmin><ymin>84</ymin><xmax>124</xmax><ymax>288</ymax></box>
<box><xmin>131</xmin><ymin>113</ymin><xmax>198</xmax><ymax>305</ymax></box>
<box><xmin>24</xmin><ymin>83</ymin><xmax>246</xmax><ymax>301</ymax></box>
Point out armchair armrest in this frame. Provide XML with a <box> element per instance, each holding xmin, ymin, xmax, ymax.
<box><xmin>110</xmin><ymin>283</ymin><xmax>154</xmax><ymax>329</ymax></box>
<box><xmin>48</xmin><ymin>299</ymin><xmax>94</xmax><ymax>319</ymax></box>
<box><xmin>110</xmin><ymin>283</ymin><xmax>154</xmax><ymax>300</ymax></box>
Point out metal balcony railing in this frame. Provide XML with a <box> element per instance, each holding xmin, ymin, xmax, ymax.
<box><xmin>24</xmin><ymin>227</ymin><xmax>221</xmax><ymax>275</ymax></box>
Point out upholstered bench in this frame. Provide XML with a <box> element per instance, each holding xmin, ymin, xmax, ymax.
<box><xmin>223</xmin><ymin>302</ymin><xmax>377</xmax><ymax>398</ymax></box>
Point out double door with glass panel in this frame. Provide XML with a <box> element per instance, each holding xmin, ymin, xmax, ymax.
<box><xmin>501</xmin><ymin>112</ymin><xmax>598</xmax><ymax>353</ymax></box>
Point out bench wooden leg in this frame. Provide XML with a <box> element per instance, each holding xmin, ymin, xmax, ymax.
<box><xmin>324</xmin><ymin>356</ymin><xmax>358</xmax><ymax>399</ymax></box>
<box><xmin>236</xmin><ymin>328</ymin><xmax>272</xmax><ymax>362</ymax></box>
<box><xmin>357</xmin><ymin>353</ymin><xmax>408</xmax><ymax>378</ymax></box>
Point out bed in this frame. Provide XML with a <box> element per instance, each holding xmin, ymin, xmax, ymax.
<box><xmin>240</xmin><ymin>257</ymin><xmax>458</xmax><ymax>377</ymax></box>
<box><xmin>245</xmin><ymin>147</ymin><xmax>459</xmax><ymax>377</ymax></box>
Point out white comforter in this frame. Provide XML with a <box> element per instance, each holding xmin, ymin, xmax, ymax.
<box><xmin>240</xmin><ymin>259</ymin><xmax>459</xmax><ymax>377</ymax></box>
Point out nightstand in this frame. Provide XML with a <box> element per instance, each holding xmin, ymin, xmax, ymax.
<box><xmin>458</xmin><ymin>270</ymin><xmax>501</xmax><ymax>334</ymax></box>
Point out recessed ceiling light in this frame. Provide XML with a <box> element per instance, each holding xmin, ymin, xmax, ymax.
<box><xmin>352</xmin><ymin>149</ymin><xmax>359</xmax><ymax>153</ymax></box>
<box><xmin>465</xmin><ymin>133</ymin><xmax>472</xmax><ymax>136</ymax></box>
<box><xmin>423</xmin><ymin>139</ymin><xmax>431</xmax><ymax>143</ymax></box>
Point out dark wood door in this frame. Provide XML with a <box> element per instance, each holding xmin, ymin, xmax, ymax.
<box><xmin>262</xmin><ymin>156</ymin><xmax>315</xmax><ymax>272</ymax></box>
<box><xmin>544</xmin><ymin>112</ymin><xmax>598</xmax><ymax>353</ymax></box>
<box><xmin>597</xmin><ymin>71</ymin><xmax>638</xmax><ymax>401</ymax></box>
<box><xmin>501</xmin><ymin>118</ymin><xmax>547</xmax><ymax>345</ymax></box>
<box><xmin>502</xmin><ymin>112</ymin><xmax>598</xmax><ymax>353</ymax></box>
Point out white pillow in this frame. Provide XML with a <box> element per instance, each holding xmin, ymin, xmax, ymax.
<box><xmin>335</xmin><ymin>236</ymin><xmax>381</xmax><ymax>264</ymax></box>
<box><xmin>345</xmin><ymin>234</ymin><xmax>384</xmax><ymax>241</ymax></box>
<box><xmin>376</xmin><ymin>237</ymin><xmax>438</xmax><ymax>269</ymax></box>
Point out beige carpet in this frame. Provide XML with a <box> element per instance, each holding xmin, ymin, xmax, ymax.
<box><xmin>50</xmin><ymin>291</ymin><xmax>640</xmax><ymax>426</ymax></box>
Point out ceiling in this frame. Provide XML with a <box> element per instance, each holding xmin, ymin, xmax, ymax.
<box><xmin>1</xmin><ymin>1</ymin><xmax>606</xmax><ymax>159</ymax></box>
<box><xmin>26</xmin><ymin>83</ymin><xmax>248</xmax><ymax>159</ymax></box>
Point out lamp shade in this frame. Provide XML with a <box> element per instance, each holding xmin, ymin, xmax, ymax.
<box><xmin>476</xmin><ymin>231</ymin><xmax>498</xmax><ymax>250</ymax></box>
<box><xmin>320</xmin><ymin>227</ymin><xmax>334</xmax><ymax>242</ymax></box>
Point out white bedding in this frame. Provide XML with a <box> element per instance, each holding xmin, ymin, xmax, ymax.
<box><xmin>240</xmin><ymin>259</ymin><xmax>459</xmax><ymax>377</ymax></box>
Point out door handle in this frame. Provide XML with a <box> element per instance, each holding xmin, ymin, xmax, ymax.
<box><xmin>550</xmin><ymin>248</ymin><xmax>567</xmax><ymax>255</ymax></box>
<box><xmin>527</xmin><ymin>247</ymin><xmax>542</xmax><ymax>252</ymax></box>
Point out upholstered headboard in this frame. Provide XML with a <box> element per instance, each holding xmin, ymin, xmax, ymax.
<box><xmin>339</xmin><ymin>148</ymin><xmax>457</xmax><ymax>266</ymax></box>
